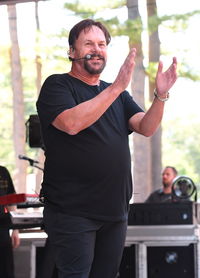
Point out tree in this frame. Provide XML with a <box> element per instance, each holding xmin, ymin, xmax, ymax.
<box><xmin>147</xmin><ymin>0</ymin><xmax>162</xmax><ymax>192</ymax></box>
<box><xmin>34</xmin><ymin>0</ymin><xmax>45</xmax><ymax>194</ymax></box>
<box><xmin>7</xmin><ymin>4</ymin><xmax>27</xmax><ymax>193</ymax></box>
<box><xmin>35</xmin><ymin>0</ymin><xmax>42</xmax><ymax>96</ymax></box>
<box><xmin>126</xmin><ymin>0</ymin><xmax>151</xmax><ymax>202</ymax></box>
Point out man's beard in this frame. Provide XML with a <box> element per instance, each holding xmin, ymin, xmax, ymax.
<box><xmin>163</xmin><ymin>182</ymin><xmax>171</xmax><ymax>188</ymax></box>
<box><xmin>84</xmin><ymin>56</ymin><xmax>106</xmax><ymax>74</ymax></box>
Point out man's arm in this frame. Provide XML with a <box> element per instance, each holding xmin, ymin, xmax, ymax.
<box><xmin>7</xmin><ymin>205</ymin><xmax>20</xmax><ymax>248</ymax></box>
<box><xmin>129</xmin><ymin>57</ymin><xmax>177</xmax><ymax>137</ymax></box>
<box><xmin>52</xmin><ymin>48</ymin><xmax>137</xmax><ymax>135</ymax></box>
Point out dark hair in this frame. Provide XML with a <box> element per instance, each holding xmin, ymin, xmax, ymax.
<box><xmin>68</xmin><ymin>19</ymin><xmax>111</xmax><ymax>48</ymax></box>
<box><xmin>165</xmin><ymin>166</ymin><xmax>178</xmax><ymax>176</ymax></box>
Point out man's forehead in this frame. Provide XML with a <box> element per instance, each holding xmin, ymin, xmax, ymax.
<box><xmin>78</xmin><ymin>26</ymin><xmax>106</xmax><ymax>39</ymax></box>
<box><xmin>162</xmin><ymin>168</ymin><xmax>173</xmax><ymax>174</ymax></box>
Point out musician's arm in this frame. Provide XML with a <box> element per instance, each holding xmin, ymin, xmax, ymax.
<box><xmin>6</xmin><ymin>205</ymin><xmax>17</xmax><ymax>212</ymax></box>
<box><xmin>6</xmin><ymin>205</ymin><xmax>20</xmax><ymax>248</ymax></box>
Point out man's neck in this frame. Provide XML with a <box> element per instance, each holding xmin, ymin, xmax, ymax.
<box><xmin>68</xmin><ymin>68</ymin><xmax>100</xmax><ymax>86</ymax></box>
<box><xmin>163</xmin><ymin>185</ymin><xmax>172</xmax><ymax>194</ymax></box>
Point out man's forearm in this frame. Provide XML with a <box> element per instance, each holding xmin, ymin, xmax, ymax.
<box><xmin>52</xmin><ymin>83</ymin><xmax>121</xmax><ymax>135</ymax></box>
<box><xmin>129</xmin><ymin>97</ymin><xmax>165</xmax><ymax>137</ymax></box>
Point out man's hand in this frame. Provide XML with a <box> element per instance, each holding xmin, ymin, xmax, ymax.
<box><xmin>113</xmin><ymin>48</ymin><xmax>137</xmax><ymax>92</ymax></box>
<box><xmin>155</xmin><ymin>57</ymin><xmax>178</xmax><ymax>98</ymax></box>
<box><xmin>11</xmin><ymin>229</ymin><xmax>20</xmax><ymax>248</ymax></box>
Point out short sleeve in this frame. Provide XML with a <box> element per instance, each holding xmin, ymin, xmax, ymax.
<box><xmin>36</xmin><ymin>74</ymin><xmax>77</xmax><ymax>128</ymax></box>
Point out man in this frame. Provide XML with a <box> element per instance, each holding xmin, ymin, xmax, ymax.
<box><xmin>0</xmin><ymin>165</ymin><xmax>20</xmax><ymax>278</ymax></box>
<box><xmin>145</xmin><ymin>166</ymin><xmax>178</xmax><ymax>203</ymax></box>
<box><xmin>36</xmin><ymin>19</ymin><xmax>177</xmax><ymax>278</ymax></box>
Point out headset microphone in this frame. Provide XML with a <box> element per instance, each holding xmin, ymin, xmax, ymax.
<box><xmin>69</xmin><ymin>54</ymin><xmax>92</xmax><ymax>62</ymax></box>
<box><xmin>85</xmin><ymin>54</ymin><xmax>92</xmax><ymax>60</ymax></box>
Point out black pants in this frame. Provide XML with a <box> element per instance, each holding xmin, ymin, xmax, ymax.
<box><xmin>44</xmin><ymin>207</ymin><xmax>127</xmax><ymax>278</ymax></box>
<box><xmin>0</xmin><ymin>229</ymin><xmax>14</xmax><ymax>278</ymax></box>
<box><xmin>38</xmin><ymin>238</ymin><xmax>58</xmax><ymax>278</ymax></box>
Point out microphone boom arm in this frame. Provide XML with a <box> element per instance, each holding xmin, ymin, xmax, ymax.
<box><xmin>18</xmin><ymin>154</ymin><xmax>44</xmax><ymax>171</ymax></box>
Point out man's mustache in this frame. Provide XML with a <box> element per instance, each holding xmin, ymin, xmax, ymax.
<box><xmin>87</xmin><ymin>53</ymin><xmax>105</xmax><ymax>60</ymax></box>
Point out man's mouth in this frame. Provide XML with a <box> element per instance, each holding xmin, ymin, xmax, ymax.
<box><xmin>88</xmin><ymin>54</ymin><xmax>104</xmax><ymax>60</ymax></box>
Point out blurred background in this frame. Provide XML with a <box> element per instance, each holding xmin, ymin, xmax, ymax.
<box><xmin>0</xmin><ymin>0</ymin><xmax>200</xmax><ymax>202</ymax></box>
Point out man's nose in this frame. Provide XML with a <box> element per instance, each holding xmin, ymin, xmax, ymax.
<box><xmin>91</xmin><ymin>43</ymin><xmax>101</xmax><ymax>52</ymax></box>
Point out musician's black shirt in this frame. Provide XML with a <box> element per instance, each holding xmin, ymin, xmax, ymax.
<box><xmin>0</xmin><ymin>166</ymin><xmax>15</xmax><ymax>214</ymax></box>
<box><xmin>37</xmin><ymin>73</ymin><xmax>143</xmax><ymax>221</ymax></box>
<box><xmin>0</xmin><ymin>165</ymin><xmax>15</xmax><ymax>250</ymax></box>
<box><xmin>145</xmin><ymin>188</ymin><xmax>191</xmax><ymax>203</ymax></box>
<box><xmin>145</xmin><ymin>189</ymin><xmax>172</xmax><ymax>203</ymax></box>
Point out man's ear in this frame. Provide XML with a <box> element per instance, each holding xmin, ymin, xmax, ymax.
<box><xmin>69</xmin><ymin>46</ymin><xmax>75</xmax><ymax>59</ymax></box>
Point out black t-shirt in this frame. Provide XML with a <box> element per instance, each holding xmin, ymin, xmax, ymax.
<box><xmin>145</xmin><ymin>189</ymin><xmax>172</xmax><ymax>203</ymax></box>
<box><xmin>36</xmin><ymin>73</ymin><xmax>143</xmax><ymax>221</ymax></box>
<box><xmin>145</xmin><ymin>188</ymin><xmax>191</xmax><ymax>203</ymax></box>
<box><xmin>0</xmin><ymin>166</ymin><xmax>15</xmax><ymax>241</ymax></box>
<box><xmin>0</xmin><ymin>166</ymin><xmax>15</xmax><ymax>214</ymax></box>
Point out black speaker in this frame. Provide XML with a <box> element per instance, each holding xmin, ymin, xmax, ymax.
<box><xmin>119</xmin><ymin>245</ymin><xmax>136</xmax><ymax>278</ymax></box>
<box><xmin>26</xmin><ymin>114</ymin><xmax>43</xmax><ymax>148</ymax></box>
<box><xmin>128</xmin><ymin>202</ymin><xmax>196</xmax><ymax>225</ymax></box>
<box><xmin>147</xmin><ymin>244</ymin><xmax>195</xmax><ymax>278</ymax></box>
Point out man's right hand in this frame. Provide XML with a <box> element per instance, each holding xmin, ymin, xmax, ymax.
<box><xmin>113</xmin><ymin>48</ymin><xmax>137</xmax><ymax>93</ymax></box>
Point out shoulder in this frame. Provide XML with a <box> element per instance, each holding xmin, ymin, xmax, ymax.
<box><xmin>149</xmin><ymin>188</ymin><xmax>163</xmax><ymax>197</ymax></box>
<box><xmin>147</xmin><ymin>188</ymin><xmax>163</xmax><ymax>198</ymax></box>
<box><xmin>39</xmin><ymin>74</ymin><xmax>75</xmax><ymax>97</ymax></box>
<box><xmin>156</xmin><ymin>188</ymin><xmax>164</xmax><ymax>194</ymax></box>
<box><xmin>0</xmin><ymin>166</ymin><xmax>8</xmax><ymax>173</ymax></box>
<box><xmin>43</xmin><ymin>73</ymin><xmax>69</xmax><ymax>85</ymax></box>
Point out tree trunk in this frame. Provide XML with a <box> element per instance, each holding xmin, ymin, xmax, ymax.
<box><xmin>35</xmin><ymin>0</ymin><xmax>42</xmax><ymax>95</ymax></box>
<box><xmin>7</xmin><ymin>4</ymin><xmax>27</xmax><ymax>193</ymax></box>
<box><xmin>147</xmin><ymin>0</ymin><xmax>162</xmax><ymax>192</ymax></box>
<box><xmin>34</xmin><ymin>1</ymin><xmax>44</xmax><ymax>194</ymax></box>
<box><xmin>127</xmin><ymin>0</ymin><xmax>151</xmax><ymax>202</ymax></box>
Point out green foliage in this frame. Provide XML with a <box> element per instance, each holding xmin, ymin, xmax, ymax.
<box><xmin>62</xmin><ymin>1</ymin><xmax>200</xmax><ymax>83</ymax></box>
<box><xmin>64</xmin><ymin>0</ymin><xmax>126</xmax><ymax>17</ymax></box>
<box><xmin>0</xmin><ymin>26</ymin><xmax>72</xmax><ymax>171</ymax></box>
<box><xmin>160</xmin><ymin>10</ymin><xmax>200</xmax><ymax>32</ymax></box>
<box><xmin>145</xmin><ymin>62</ymin><xmax>158</xmax><ymax>82</ymax></box>
<box><xmin>178</xmin><ymin>64</ymin><xmax>200</xmax><ymax>81</ymax></box>
<box><xmin>147</xmin><ymin>14</ymin><xmax>161</xmax><ymax>33</ymax></box>
<box><xmin>0</xmin><ymin>47</ymin><xmax>12</xmax><ymax>87</ymax></box>
<box><xmin>148</xmin><ymin>10</ymin><xmax>200</xmax><ymax>35</ymax></box>
<box><xmin>0</xmin><ymin>48</ymin><xmax>14</xmax><ymax>170</ymax></box>
<box><xmin>146</xmin><ymin>60</ymin><xmax>200</xmax><ymax>83</ymax></box>
<box><xmin>162</xmin><ymin>116</ymin><xmax>200</xmax><ymax>186</ymax></box>
<box><xmin>0</xmin><ymin>87</ymin><xmax>14</xmax><ymax>171</ymax></box>
<box><xmin>124</xmin><ymin>18</ymin><xmax>143</xmax><ymax>45</ymax></box>
<box><xmin>64</xmin><ymin>1</ymin><xmax>143</xmax><ymax>45</ymax></box>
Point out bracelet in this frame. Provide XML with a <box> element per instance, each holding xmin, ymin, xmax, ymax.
<box><xmin>154</xmin><ymin>88</ymin><xmax>169</xmax><ymax>102</ymax></box>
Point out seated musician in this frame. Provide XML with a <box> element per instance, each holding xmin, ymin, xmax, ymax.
<box><xmin>145</xmin><ymin>166</ymin><xmax>191</xmax><ymax>203</ymax></box>
<box><xmin>0</xmin><ymin>165</ymin><xmax>20</xmax><ymax>278</ymax></box>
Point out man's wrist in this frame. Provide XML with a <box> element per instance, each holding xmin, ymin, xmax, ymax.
<box><xmin>154</xmin><ymin>88</ymin><xmax>169</xmax><ymax>102</ymax></box>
